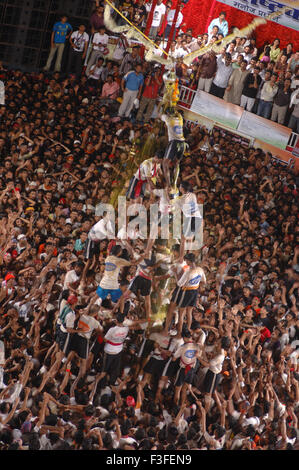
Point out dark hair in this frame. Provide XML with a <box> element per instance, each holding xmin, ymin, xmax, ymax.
<box><xmin>221</xmin><ymin>336</ymin><xmax>231</xmax><ymax>350</ymax></box>
<box><xmin>180</xmin><ymin>181</ymin><xmax>193</xmax><ymax>192</ymax></box>
<box><xmin>110</xmin><ymin>244</ymin><xmax>123</xmax><ymax>256</ymax></box>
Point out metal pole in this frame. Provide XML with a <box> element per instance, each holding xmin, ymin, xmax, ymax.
<box><xmin>164</xmin><ymin>0</ymin><xmax>182</xmax><ymax>56</ymax></box>
<box><xmin>161</xmin><ymin>0</ymin><xmax>182</xmax><ymax>73</ymax></box>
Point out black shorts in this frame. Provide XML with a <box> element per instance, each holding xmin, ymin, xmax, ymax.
<box><xmin>161</xmin><ymin>357</ymin><xmax>180</xmax><ymax>378</ymax></box>
<box><xmin>84</xmin><ymin>238</ymin><xmax>100</xmax><ymax>260</ymax></box>
<box><xmin>101</xmin><ymin>351</ymin><xmax>122</xmax><ymax>383</ymax></box>
<box><xmin>183</xmin><ymin>216</ymin><xmax>202</xmax><ymax>238</ymax></box>
<box><xmin>58</xmin><ymin>330</ymin><xmax>72</xmax><ymax>356</ymax></box>
<box><xmin>129</xmin><ymin>275</ymin><xmax>152</xmax><ymax>297</ymax></box>
<box><xmin>175</xmin><ymin>288</ymin><xmax>198</xmax><ymax>308</ymax></box>
<box><xmin>174</xmin><ymin>366</ymin><xmax>195</xmax><ymax>387</ymax></box>
<box><xmin>70</xmin><ymin>334</ymin><xmax>89</xmax><ymax>360</ymax></box>
<box><xmin>137</xmin><ymin>338</ymin><xmax>155</xmax><ymax>359</ymax></box>
<box><xmin>126</xmin><ymin>176</ymin><xmax>146</xmax><ymax>200</ymax></box>
<box><xmin>170</xmin><ymin>285</ymin><xmax>181</xmax><ymax>303</ymax></box>
<box><xmin>90</xmin><ymin>335</ymin><xmax>104</xmax><ymax>357</ymax></box>
<box><xmin>203</xmin><ymin>369</ymin><xmax>221</xmax><ymax>394</ymax></box>
<box><xmin>143</xmin><ymin>357</ymin><xmax>168</xmax><ymax>375</ymax></box>
<box><xmin>164</xmin><ymin>139</ymin><xmax>187</xmax><ymax>162</ymax></box>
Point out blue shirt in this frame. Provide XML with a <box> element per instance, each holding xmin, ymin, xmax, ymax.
<box><xmin>53</xmin><ymin>21</ymin><xmax>72</xmax><ymax>44</ymax></box>
<box><xmin>124</xmin><ymin>71</ymin><xmax>144</xmax><ymax>91</ymax></box>
<box><xmin>208</xmin><ymin>18</ymin><xmax>228</xmax><ymax>37</ymax></box>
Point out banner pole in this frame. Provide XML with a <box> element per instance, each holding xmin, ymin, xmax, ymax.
<box><xmin>204</xmin><ymin>0</ymin><xmax>217</xmax><ymax>33</ymax></box>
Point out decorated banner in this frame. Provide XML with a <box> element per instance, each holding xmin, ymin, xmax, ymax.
<box><xmin>237</xmin><ymin>111</ymin><xmax>292</xmax><ymax>149</ymax></box>
<box><xmin>190</xmin><ymin>90</ymin><xmax>243</xmax><ymax>129</ymax></box>
<box><xmin>216</xmin><ymin>0</ymin><xmax>299</xmax><ymax>30</ymax></box>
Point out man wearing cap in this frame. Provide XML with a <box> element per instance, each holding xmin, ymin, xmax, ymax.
<box><xmin>0</xmin><ymin>273</ymin><xmax>15</xmax><ymax>304</ymax></box>
<box><xmin>16</xmin><ymin>234</ymin><xmax>27</xmax><ymax>255</ymax></box>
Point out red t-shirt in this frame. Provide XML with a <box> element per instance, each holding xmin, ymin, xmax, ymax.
<box><xmin>142</xmin><ymin>76</ymin><xmax>162</xmax><ymax>100</ymax></box>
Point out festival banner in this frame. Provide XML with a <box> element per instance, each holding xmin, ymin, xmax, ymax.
<box><xmin>216</xmin><ymin>0</ymin><xmax>299</xmax><ymax>30</ymax></box>
<box><xmin>237</xmin><ymin>111</ymin><xmax>292</xmax><ymax>149</ymax></box>
<box><xmin>190</xmin><ymin>90</ymin><xmax>243</xmax><ymax>129</ymax></box>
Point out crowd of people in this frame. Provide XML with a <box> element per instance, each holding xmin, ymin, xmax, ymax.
<box><xmin>0</xmin><ymin>0</ymin><xmax>298</xmax><ymax>453</ymax></box>
<box><xmin>39</xmin><ymin>2</ymin><xmax>299</xmax><ymax>130</ymax></box>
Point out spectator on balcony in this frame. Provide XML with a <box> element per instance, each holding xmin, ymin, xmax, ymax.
<box><xmin>240</xmin><ymin>65</ymin><xmax>262</xmax><ymax>112</ymax></box>
<box><xmin>119</xmin><ymin>46</ymin><xmax>142</xmax><ymax>76</ymax></box>
<box><xmin>210</xmin><ymin>52</ymin><xmax>233</xmax><ymax>99</ymax></box>
<box><xmin>149</xmin><ymin>0</ymin><xmax>166</xmax><ymax>39</ymax></box>
<box><xmin>101</xmin><ymin>75</ymin><xmax>120</xmax><ymax>100</ymax></box>
<box><xmin>257</xmin><ymin>72</ymin><xmax>278</xmax><ymax>119</ymax></box>
<box><xmin>136</xmin><ymin>68</ymin><xmax>163</xmax><ymax>123</ymax></box>
<box><xmin>271</xmin><ymin>78</ymin><xmax>292</xmax><ymax>125</ymax></box>
<box><xmin>288</xmin><ymin>88</ymin><xmax>299</xmax><ymax>132</ymax></box>
<box><xmin>44</xmin><ymin>15</ymin><xmax>72</xmax><ymax>73</ymax></box>
<box><xmin>196</xmin><ymin>51</ymin><xmax>217</xmax><ymax>93</ymax></box>
<box><xmin>288</xmin><ymin>51</ymin><xmax>299</xmax><ymax>74</ymax></box>
<box><xmin>224</xmin><ymin>59</ymin><xmax>249</xmax><ymax>105</ymax></box>
<box><xmin>66</xmin><ymin>25</ymin><xmax>89</xmax><ymax>78</ymax></box>
<box><xmin>208</xmin><ymin>11</ymin><xmax>228</xmax><ymax>37</ymax></box>
<box><xmin>269</xmin><ymin>38</ymin><xmax>281</xmax><ymax>63</ymax></box>
<box><xmin>232</xmin><ymin>53</ymin><xmax>245</xmax><ymax>70</ymax></box>
<box><xmin>118</xmin><ymin>64</ymin><xmax>144</xmax><ymax>118</ymax></box>
<box><xmin>90</xmin><ymin>5</ymin><xmax>105</xmax><ymax>34</ymax></box>
<box><xmin>164</xmin><ymin>3</ymin><xmax>184</xmax><ymax>40</ymax></box>
<box><xmin>274</xmin><ymin>54</ymin><xmax>288</xmax><ymax>77</ymax></box>
<box><xmin>208</xmin><ymin>25</ymin><xmax>219</xmax><ymax>44</ymax></box>
<box><xmin>133</xmin><ymin>0</ymin><xmax>147</xmax><ymax>28</ymax></box>
<box><xmin>85</xmin><ymin>26</ymin><xmax>109</xmax><ymax>76</ymax></box>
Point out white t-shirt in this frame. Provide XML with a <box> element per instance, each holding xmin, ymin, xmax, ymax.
<box><xmin>153</xmin><ymin>188</ymin><xmax>171</xmax><ymax>215</ymax></box>
<box><xmin>150</xmin><ymin>332</ymin><xmax>170</xmax><ymax>360</ymax></box>
<box><xmin>99</xmin><ymin>255</ymin><xmax>131</xmax><ymax>290</ymax></box>
<box><xmin>168</xmin><ymin>260</ymin><xmax>188</xmax><ymax>282</ymax></box>
<box><xmin>63</xmin><ymin>269</ymin><xmax>80</xmax><ymax>290</ymax></box>
<box><xmin>151</xmin><ymin>3</ymin><xmax>166</xmax><ymax>27</ymax></box>
<box><xmin>173</xmin><ymin>341</ymin><xmax>200</xmax><ymax>368</ymax></box>
<box><xmin>71</xmin><ymin>30</ymin><xmax>89</xmax><ymax>52</ymax></box>
<box><xmin>88</xmin><ymin>218</ymin><xmax>114</xmax><ymax>241</ymax></box>
<box><xmin>172</xmin><ymin>192</ymin><xmax>203</xmax><ymax>218</ymax></box>
<box><xmin>177</xmin><ymin>266</ymin><xmax>206</xmax><ymax>289</ymax></box>
<box><xmin>134</xmin><ymin>158</ymin><xmax>159</xmax><ymax>180</ymax></box>
<box><xmin>77</xmin><ymin>314</ymin><xmax>101</xmax><ymax>340</ymax></box>
<box><xmin>93</xmin><ymin>32</ymin><xmax>109</xmax><ymax>51</ymax></box>
<box><xmin>60</xmin><ymin>311</ymin><xmax>76</xmax><ymax>334</ymax></box>
<box><xmin>209</xmin><ymin>350</ymin><xmax>225</xmax><ymax>374</ymax></box>
<box><xmin>167</xmin><ymin>10</ymin><xmax>183</xmax><ymax>28</ymax></box>
<box><xmin>88</xmin><ymin>65</ymin><xmax>104</xmax><ymax>80</ymax></box>
<box><xmin>104</xmin><ymin>325</ymin><xmax>129</xmax><ymax>354</ymax></box>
